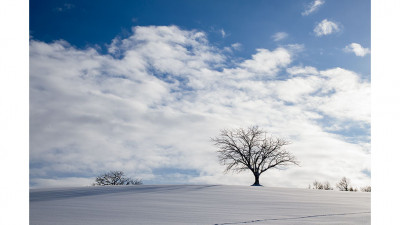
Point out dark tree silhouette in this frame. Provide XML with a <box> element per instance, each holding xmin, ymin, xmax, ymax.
<box><xmin>93</xmin><ymin>170</ymin><xmax>142</xmax><ymax>186</ymax></box>
<box><xmin>212</xmin><ymin>126</ymin><xmax>299</xmax><ymax>186</ymax></box>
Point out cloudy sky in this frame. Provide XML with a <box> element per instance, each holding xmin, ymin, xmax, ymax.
<box><xmin>29</xmin><ymin>0</ymin><xmax>371</xmax><ymax>188</ymax></box>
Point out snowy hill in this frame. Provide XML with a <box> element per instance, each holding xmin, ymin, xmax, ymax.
<box><xmin>30</xmin><ymin>185</ymin><xmax>370</xmax><ymax>225</ymax></box>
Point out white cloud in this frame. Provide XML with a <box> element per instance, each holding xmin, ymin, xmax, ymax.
<box><xmin>272</xmin><ymin>32</ymin><xmax>288</xmax><ymax>41</ymax></box>
<box><xmin>344</xmin><ymin>43</ymin><xmax>371</xmax><ymax>57</ymax></box>
<box><xmin>302</xmin><ymin>0</ymin><xmax>325</xmax><ymax>16</ymax></box>
<box><xmin>314</xmin><ymin>19</ymin><xmax>340</xmax><ymax>36</ymax></box>
<box><xmin>239</xmin><ymin>48</ymin><xmax>292</xmax><ymax>76</ymax></box>
<box><xmin>30</xmin><ymin>25</ymin><xmax>370</xmax><ymax>189</ymax></box>
<box><xmin>270</xmin><ymin>67</ymin><xmax>370</xmax><ymax>123</ymax></box>
<box><xmin>316</xmin><ymin>68</ymin><xmax>371</xmax><ymax>122</ymax></box>
<box><xmin>273</xmin><ymin>76</ymin><xmax>322</xmax><ymax>102</ymax></box>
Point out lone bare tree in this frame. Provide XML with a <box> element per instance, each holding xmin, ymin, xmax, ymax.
<box><xmin>212</xmin><ymin>126</ymin><xmax>299</xmax><ymax>186</ymax></box>
<box><xmin>93</xmin><ymin>170</ymin><xmax>142</xmax><ymax>186</ymax></box>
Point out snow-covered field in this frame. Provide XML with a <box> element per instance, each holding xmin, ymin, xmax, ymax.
<box><xmin>30</xmin><ymin>185</ymin><xmax>370</xmax><ymax>225</ymax></box>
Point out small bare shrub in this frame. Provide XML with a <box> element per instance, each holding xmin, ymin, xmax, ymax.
<box><xmin>93</xmin><ymin>170</ymin><xmax>142</xmax><ymax>186</ymax></box>
<box><xmin>361</xmin><ymin>186</ymin><xmax>371</xmax><ymax>192</ymax></box>
<box><xmin>336</xmin><ymin>177</ymin><xmax>351</xmax><ymax>191</ymax></box>
<box><xmin>312</xmin><ymin>180</ymin><xmax>324</xmax><ymax>189</ymax></box>
<box><xmin>310</xmin><ymin>180</ymin><xmax>333</xmax><ymax>190</ymax></box>
<box><xmin>323</xmin><ymin>181</ymin><xmax>333</xmax><ymax>190</ymax></box>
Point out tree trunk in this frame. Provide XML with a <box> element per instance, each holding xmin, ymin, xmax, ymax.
<box><xmin>252</xmin><ymin>172</ymin><xmax>261</xmax><ymax>186</ymax></box>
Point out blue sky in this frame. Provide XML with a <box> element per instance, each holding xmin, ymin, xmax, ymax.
<box><xmin>29</xmin><ymin>0</ymin><xmax>371</xmax><ymax>188</ymax></box>
<box><xmin>30</xmin><ymin>0</ymin><xmax>370</xmax><ymax>76</ymax></box>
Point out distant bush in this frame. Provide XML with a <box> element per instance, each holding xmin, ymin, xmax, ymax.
<box><xmin>310</xmin><ymin>180</ymin><xmax>333</xmax><ymax>190</ymax></box>
<box><xmin>349</xmin><ymin>187</ymin><xmax>357</xmax><ymax>192</ymax></box>
<box><xmin>361</xmin><ymin>186</ymin><xmax>371</xmax><ymax>192</ymax></box>
<box><xmin>312</xmin><ymin>180</ymin><xmax>323</xmax><ymax>189</ymax></box>
<box><xmin>311</xmin><ymin>177</ymin><xmax>369</xmax><ymax>192</ymax></box>
<box><xmin>323</xmin><ymin>181</ymin><xmax>333</xmax><ymax>190</ymax></box>
<box><xmin>336</xmin><ymin>177</ymin><xmax>361</xmax><ymax>191</ymax></box>
<box><xmin>336</xmin><ymin>177</ymin><xmax>351</xmax><ymax>191</ymax></box>
<box><xmin>93</xmin><ymin>170</ymin><xmax>142</xmax><ymax>186</ymax></box>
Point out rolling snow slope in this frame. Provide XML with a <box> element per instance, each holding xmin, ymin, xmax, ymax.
<box><xmin>30</xmin><ymin>185</ymin><xmax>370</xmax><ymax>225</ymax></box>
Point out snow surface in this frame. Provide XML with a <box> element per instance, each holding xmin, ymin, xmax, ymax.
<box><xmin>30</xmin><ymin>185</ymin><xmax>370</xmax><ymax>225</ymax></box>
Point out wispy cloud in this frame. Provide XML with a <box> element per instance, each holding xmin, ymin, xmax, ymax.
<box><xmin>220</xmin><ymin>29</ymin><xmax>226</xmax><ymax>38</ymax></box>
<box><xmin>287</xmin><ymin>66</ymin><xmax>319</xmax><ymax>76</ymax></box>
<box><xmin>314</xmin><ymin>19</ymin><xmax>340</xmax><ymax>36</ymax></box>
<box><xmin>231</xmin><ymin>42</ymin><xmax>241</xmax><ymax>50</ymax></box>
<box><xmin>30</xmin><ymin>25</ymin><xmax>370</xmax><ymax>188</ymax></box>
<box><xmin>302</xmin><ymin>0</ymin><xmax>325</xmax><ymax>16</ymax></box>
<box><xmin>272</xmin><ymin>32</ymin><xmax>288</xmax><ymax>42</ymax></box>
<box><xmin>54</xmin><ymin>3</ymin><xmax>75</xmax><ymax>12</ymax></box>
<box><xmin>224</xmin><ymin>42</ymin><xmax>242</xmax><ymax>53</ymax></box>
<box><xmin>343</xmin><ymin>43</ymin><xmax>371</xmax><ymax>57</ymax></box>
